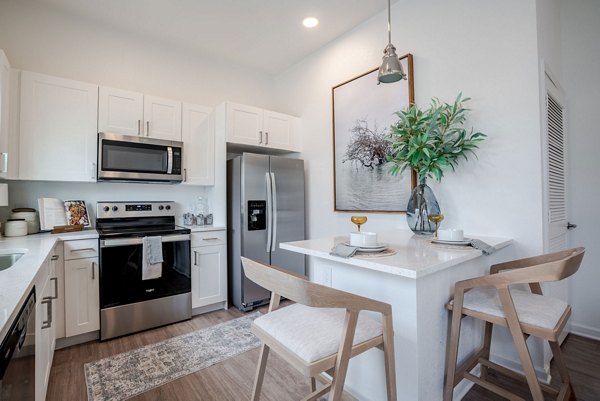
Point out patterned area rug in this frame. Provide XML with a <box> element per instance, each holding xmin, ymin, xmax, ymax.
<box><xmin>85</xmin><ymin>312</ymin><xmax>262</xmax><ymax>401</ymax></box>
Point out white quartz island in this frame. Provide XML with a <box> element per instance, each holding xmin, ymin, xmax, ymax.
<box><xmin>281</xmin><ymin>230</ymin><xmax>512</xmax><ymax>401</ymax></box>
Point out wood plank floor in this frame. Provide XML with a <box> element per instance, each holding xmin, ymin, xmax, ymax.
<box><xmin>47</xmin><ymin>305</ymin><xmax>600</xmax><ymax>401</ymax></box>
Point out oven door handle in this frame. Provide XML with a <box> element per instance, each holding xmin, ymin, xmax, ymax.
<box><xmin>100</xmin><ymin>234</ymin><xmax>191</xmax><ymax>248</ymax></box>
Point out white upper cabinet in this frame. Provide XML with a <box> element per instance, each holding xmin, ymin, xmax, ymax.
<box><xmin>19</xmin><ymin>71</ymin><xmax>98</xmax><ymax>182</ymax></box>
<box><xmin>144</xmin><ymin>95</ymin><xmax>182</xmax><ymax>141</ymax></box>
<box><xmin>98</xmin><ymin>87</ymin><xmax>182</xmax><ymax>141</ymax></box>
<box><xmin>263</xmin><ymin>109</ymin><xmax>296</xmax><ymax>150</ymax></box>
<box><xmin>222</xmin><ymin>101</ymin><xmax>301</xmax><ymax>152</ymax></box>
<box><xmin>0</xmin><ymin>50</ymin><xmax>10</xmax><ymax>178</ymax></box>
<box><xmin>98</xmin><ymin>86</ymin><xmax>143</xmax><ymax>136</ymax></box>
<box><xmin>181</xmin><ymin>103</ymin><xmax>214</xmax><ymax>185</ymax></box>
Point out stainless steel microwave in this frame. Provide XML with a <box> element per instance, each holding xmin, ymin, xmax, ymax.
<box><xmin>97</xmin><ymin>132</ymin><xmax>183</xmax><ymax>183</ymax></box>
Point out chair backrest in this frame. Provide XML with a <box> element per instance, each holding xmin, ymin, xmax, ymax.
<box><xmin>241</xmin><ymin>256</ymin><xmax>391</xmax><ymax>315</ymax></box>
<box><xmin>494</xmin><ymin>247</ymin><xmax>585</xmax><ymax>286</ymax></box>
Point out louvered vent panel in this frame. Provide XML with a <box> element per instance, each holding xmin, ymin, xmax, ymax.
<box><xmin>547</xmin><ymin>93</ymin><xmax>566</xmax><ymax>223</ymax></box>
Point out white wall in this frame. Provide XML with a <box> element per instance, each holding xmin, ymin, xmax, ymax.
<box><xmin>275</xmin><ymin>0</ymin><xmax>544</xmax><ymax>254</ymax></box>
<box><xmin>0</xmin><ymin>0</ymin><xmax>277</xmax><ymax>109</ymax></box>
<box><xmin>561</xmin><ymin>0</ymin><xmax>600</xmax><ymax>340</ymax></box>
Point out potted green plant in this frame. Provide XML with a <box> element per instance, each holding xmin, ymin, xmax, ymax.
<box><xmin>387</xmin><ymin>93</ymin><xmax>486</xmax><ymax>235</ymax></box>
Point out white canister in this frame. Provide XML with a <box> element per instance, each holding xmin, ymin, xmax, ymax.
<box><xmin>5</xmin><ymin>219</ymin><xmax>28</xmax><ymax>237</ymax></box>
<box><xmin>10</xmin><ymin>211</ymin><xmax>40</xmax><ymax>234</ymax></box>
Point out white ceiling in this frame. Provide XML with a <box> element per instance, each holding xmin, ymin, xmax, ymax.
<box><xmin>35</xmin><ymin>0</ymin><xmax>397</xmax><ymax>75</ymax></box>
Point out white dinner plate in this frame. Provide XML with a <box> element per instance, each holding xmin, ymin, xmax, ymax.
<box><xmin>431</xmin><ymin>238</ymin><xmax>472</xmax><ymax>246</ymax></box>
<box><xmin>342</xmin><ymin>241</ymin><xmax>388</xmax><ymax>251</ymax></box>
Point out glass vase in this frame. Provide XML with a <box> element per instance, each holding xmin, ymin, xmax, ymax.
<box><xmin>406</xmin><ymin>177</ymin><xmax>441</xmax><ymax>236</ymax></box>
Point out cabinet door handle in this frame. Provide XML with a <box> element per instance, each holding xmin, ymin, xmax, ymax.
<box><xmin>92</xmin><ymin>261</ymin><xmax>96</xmax><ymax>280</ymax></box>
<box><xmin>193</xmin><ymin>250</ymin><xmax>198</xmax><ymax>266</ymax></box>
<box><xmin>265</xmin><ymin>132</ymin><xmax>269</xmax><ymax>145</ymax></box>
<box><xmin>41</xmin><ymin>297</ymin><xmax>53</xmax><ymax>329</ymax></box>
<box><xmin>50</xmin><ymin>277</ymin><xmax>58</xmax><ymax>300</ymax></box>
<box><xmin>91</xmin><ymin>162</ymin><xmax>97</xmax><ymax>180</ymax></box>
<box><xmin>258</xmin><ymin>131</ymin><xmax>263</xmax><ymax>144</ymax></box>
<box><xmin>146</xmin><ymin>121</ymin><xmax>150</xmax><ymax>136</ymax></box>
<box><xmin>183</xmin><ymin>168</ymin><xmax>187</xmax><ymax>182</ymax></box>
<box><xmin>0</xmin><ymin>153</ymin><xmax>7</xmax><ymax>173</ymax></box>
<box><xmin>138</xmin><ymin>119</ymin><xmax>141</xmax><ymax>135</ymax></box>
<box><xmin>51</xmin><ymin>255</ymin><xmax>59</xmax><ymax>261</ymax></box>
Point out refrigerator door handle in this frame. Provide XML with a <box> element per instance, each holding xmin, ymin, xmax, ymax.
<box><xmin>270</xmin><ymin>172</ymin><xmax>278</xmax><ymax>252</ymax></box>
<box><xmin>266</xmin><ymin>172</ymin><xmax>273</xmax><ymax>252</ymax></box>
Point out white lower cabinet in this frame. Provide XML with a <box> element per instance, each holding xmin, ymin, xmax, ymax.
<box><xmin>191</xmin><ymin>231</ymin><xmax>227</xmax><ymax>310</ymax></box>
<box><xmin>35</xmin><ymin>255</ymin><xmax>55</xmax><ymax>401</ymax></box>
<box><xmin>64</xmin><ymin>239</ymin><xmax>99</xmax><ymax>337</ymax></box>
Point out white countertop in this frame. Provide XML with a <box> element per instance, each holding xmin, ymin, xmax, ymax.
<box><xmin>189</xmin><ymin>225</ymin><xmax>226</xmax><ymax>232</ymax></box>
<box><xmin>280</xmin><ymin>230</ymin><xmax>512</xmax><ymax>279</ymax></box>
<box><xmin>0</xmin><ymin>229</ymin><xmax>98</xmax><ymax>340</ymax></box>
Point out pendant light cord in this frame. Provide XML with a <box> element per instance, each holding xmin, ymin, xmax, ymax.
<box><xmin>387</xmin><ymin>0</ymin><xmax>392</xmax><ymax>45</ymax></box>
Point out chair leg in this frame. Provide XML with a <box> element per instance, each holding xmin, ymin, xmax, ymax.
<box><xmin>382</xmin><ymin>314</ymin><xmax>397</xmax><ymax>401</ymax></box>
<box><xmin>328</xmin><ymin>311</ymin><xmax>359</xmax><ymax>401</ymax></box>
<box><xmin>549</xmin><ymin>340</ymin><xmax>577</xmax><ymax>401</ymax></box>
<box><xmin>498</xmin><ymin>290</ymin><xmax>544</xmax><ymax>401</ymax></box>
<box><xmin>480</xmin><ymin>322</ymin><xmax>493</xmax><ymax>380</ymax></box>
<box><xmin>252</xmin><ymin>344</ymin><xmax>270</xmax><ymax>401</ymax></box>
<box><xmin>444</xmin><ymin>304</ymin><xmax>464</xmax><ymax>401</ymax></box>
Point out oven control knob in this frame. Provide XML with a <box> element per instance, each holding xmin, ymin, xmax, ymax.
<box><xmin>165</xmin><ymin>205</ymin><xmax>171</xmax><ymax>210</ymax></box>
<box><xmin>112</xmin><ymin>206</ymin><xmax>119</xmax><ymax>212</ymax></box>
<box><xmin>103</xmin><ymin>206</ymin><xmax>109</xmax><ymax>212</ymax></box>
<box><xmin>158</xmin><ymin>205</ymin><xmax>164</xmax><ymax>210</ymax></box>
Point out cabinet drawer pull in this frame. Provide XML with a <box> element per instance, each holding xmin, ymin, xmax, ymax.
<box><xmin>50</xmin><ymin>277</ymin><xmax>58</xmax><ymax>300</ymax></box>
<box><xmin>70</xmin><ymin>247</ymin><xmax>96</xmax><ymax>253</ymax></box>
<box><xmin>41</xmin><ymin>297</ymin><xmax>53</xmax><ymax>329</ymax></box>
<box><xmin>202</xmin><ymin>237</ymin><xmax>220</xmax><ymax>241</ymax></box>
<box><xmin>51</xmin><ymin>255</ymin><xmax>59</xmax><ymax>261</ymax></box>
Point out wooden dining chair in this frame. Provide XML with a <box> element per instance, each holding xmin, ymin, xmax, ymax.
<box><xmin>444</xmin><ymin>247</ymin><xmax>585</xmax><ymax>401</ymax></box>
<box><xmin>241</xmin><ymin>256</ymin><xmax>397</xmax><ymax>401</ymax></box>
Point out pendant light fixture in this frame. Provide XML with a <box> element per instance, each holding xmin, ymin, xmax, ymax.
<box><xmin>377</xmin><ymin>0</ymin><xmax>406</xmax><ymax>83</ymax></box>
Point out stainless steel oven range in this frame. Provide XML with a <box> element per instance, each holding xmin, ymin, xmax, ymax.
<box><xmin>96</xmin><ymin>201</ymin><xmax>191</xmax><ymax>341</ymax></box>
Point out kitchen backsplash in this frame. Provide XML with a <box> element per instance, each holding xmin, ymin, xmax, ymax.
<box><xmin>0</xmin><ymin>180</ymin><xmax>223</xmax><ymax>227</ymax></box>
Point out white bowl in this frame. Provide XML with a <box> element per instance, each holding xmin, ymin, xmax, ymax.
<box><xmin>350</xmin><ymin>231</ymin><xmax>378</xmax><ymax>247</ymax></box>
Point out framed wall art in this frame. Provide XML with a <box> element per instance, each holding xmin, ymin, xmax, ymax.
<box><xmin>332</xmin><ymin>53</ymin><xmax>415</xmax><ymax>213</ymax></box>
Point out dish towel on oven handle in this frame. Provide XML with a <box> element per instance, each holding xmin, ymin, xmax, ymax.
<box><xmin>143</xmin><ymin>236</ymin><xmax>163</xmax><ymax>280</ymax></box>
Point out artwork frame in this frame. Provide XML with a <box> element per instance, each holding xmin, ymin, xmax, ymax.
<box><xmin>332</xmin><ymin>53</ymin><xmax>415</xmax><ymax>213</ymax></box>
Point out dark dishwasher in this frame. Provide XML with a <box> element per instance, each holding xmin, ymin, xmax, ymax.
<box><xmin>0</xmin><ymin>287</ymin><xmax>36</xmax><ymax>401</ymax></box>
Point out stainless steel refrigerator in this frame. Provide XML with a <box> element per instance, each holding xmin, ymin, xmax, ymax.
<box><xmin>227</xmin><ymin>153</ymin><xmax>305</xmax><ymax>311</ymax></box>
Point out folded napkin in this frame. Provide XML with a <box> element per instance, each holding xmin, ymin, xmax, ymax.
<box><xmin>142</xmin><ymin>236</ymin><xmax>163</xmax><ymax>280</ymax></box>
<box><xmin>470</xmin><ymin>238</ymin><xmax>497</xmax><ymax>255</ymax></box>
<box><xmin>330</xmin><ymin>243</ymin><xmax>359</xmax><ymax>258</ymax></box>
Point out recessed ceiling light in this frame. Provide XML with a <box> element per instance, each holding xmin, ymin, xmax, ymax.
<box><xmin>302</xmin><ymin>17</ymin><xmax>319</xmax><ymax>28</ymax></box>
